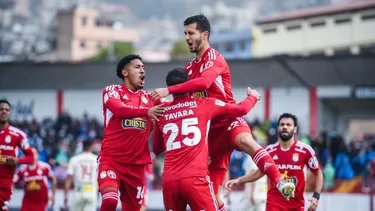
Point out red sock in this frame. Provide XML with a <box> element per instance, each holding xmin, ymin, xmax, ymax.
<box><xmin>252</xmin><ymin>148</ymin><xmax>282</xmax><ymax>184</ymax></box>
<box><xmin>100</xmin><ymin>190</ymin><xmax>118</xmax><ymax>211</ymax></box>
<box><xmin>219</xmin><ymin>204</ymin><xmax>227</xmax><ymax>211</ymax></box>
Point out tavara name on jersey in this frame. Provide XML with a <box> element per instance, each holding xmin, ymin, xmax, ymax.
<box><xmin>122</xmin><ymin>118</ymin><xmax>147</xmax><ymax>130</ymax></box>
<box><xmin>164</xmin><ymin>109</ymin><xmax>195</xmax><ymax>120</ymax></box>
<box><xmin>191</xmin><ymin>91</ymin><xmax>208</xmax><ymax>98</ymax></box>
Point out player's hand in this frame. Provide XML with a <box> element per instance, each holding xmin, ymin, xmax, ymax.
<box><xmin>148</xmin><ymin>173</ymin><xmax>155</xmax><ymax>182</ymax></box>
<box><xmin>224</xmin><ymin>179</ymin><xmax>240</xmax><ymax>192</ymax></box>
<box><xmin>151</xmin><ymin>88</ymin><xmax>169</xmax><ymax>101</ymax></box>
<box><xmin>147</xmin><ymin>104</ymin><xmax>165</xmax><ymax>121</ymax></box>
<box><xmin>247</xmin><ymin>87</ymin><xmax>261</xmax><ymax>101</ymax></box>
<box><xmin>308</xmin><ymin>197</ymin><xmax>318</xmax><ymax>211</ymax></box>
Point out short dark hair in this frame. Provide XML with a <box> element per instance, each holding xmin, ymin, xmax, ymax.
<box><xmin>83</xmin><ymin>140</ymin><xmax>93</xmax><ymax>151</ymax></box>
<box><xmin>184</xmin><ymin>14</ymin><xmax>211</xmax><ymax>38</ymax></box>
<box><xmin>166</xmin><ymin>68</ymin><xmax>189</xmax><ymax>87</ymax></box>
<box><xmin>116</xmin><ymin>54</ymin><xmax>142</xmax><ymax>80</ymax></box>
<box><xmin>278</xmin><ymin>113</ymin><xmax>298</xmax><ymax>127</ymax></box>
<box><xmin>0</xmin><ymin>99</ymin><xmax>11</xmax><ymax>107</ymax></box>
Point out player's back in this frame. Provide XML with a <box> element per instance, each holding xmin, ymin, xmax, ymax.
<box><xmin>0</xmin><ymin>125</ymin><xmax>28</xmax><ymax>186</ymax></box>
<box><xmin>69</xmin><ymin>152</ymin><xmax>98</xmax><ymax>194</ymax></box>
<box><xmin>156</xmin><ymin>96</ymin><xmax>212</xmax><ymax>184</ymax></box>
<box><xmin>100</xmin><ymin>84</ymin><xmax>152</xmax><ymax>164</ymax></box>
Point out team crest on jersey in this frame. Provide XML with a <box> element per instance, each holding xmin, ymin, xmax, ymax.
<box><xmin>5</xmin><ymin>135</ymin><xmax>11</xmax><ymax>143</ymax></box>
<box><xmin>107</xmin><ymin>170</ymin><xmax>116</xmax><ymax>179</ymax></box>
<box><xmin>108</xmin><ymin>90</ymin><xmax>120</xmax><ymax>99</ymax></box>
<box><xmin>292</xmin><ymin>153</ymin><xmax>299</xmax><ymax>162</ymax></box>
<box><xmin>122</xmin><ymin>118</ymin><xmax>147</xmax><ymax>130</ymax></box>
<box><xmin>204</xmin><ymin>60</ymin><xmax>214</xmax><ymax>70</ymax></box>
<box><xmin>191</xmin><ymin>90</ymin><xmax>208</xmax><ymax>98</ymax></box>
<box><xmin>37</xmin><ymin>169</ymin><xmax>42</xmax><ymax>175</ymax></box>
<box><xmin>141</xmin><ymin>96</ymin><xmax>148</xmax><ymax>104</ymax></box>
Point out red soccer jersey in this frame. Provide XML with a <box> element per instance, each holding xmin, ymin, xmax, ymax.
<box><xmin>168</xmin><ymin>48</ymin><xmax>236</xmax><ymax>128</ymax></box>
<box><xmin>14</xmin><ymin>161</ymin><xmax>54</xmax><ymax>204</ymax></box>
<box><xmin>266</xmin><ymin>140</ymin><xmax>320</xmax><ymax>210</ymax></box>
<box><xmin>100</xmin><ymin>84</ymin><xmax>155</xmax><ymax>165</ymax></box>
<box><xmin>153</xmin><ymin>95</ymin><xmax>257</xmax><ymax>184</ymax></box>
<box><xmin>0</xmin><ymin>125</ymin><xmax>34</xmax><ymax>188</ymax></box>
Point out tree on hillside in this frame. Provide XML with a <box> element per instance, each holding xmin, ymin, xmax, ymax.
<box><xmin>170</xmin><ymin>40</ymin><xmax>191</xmax><ymax>60</ymax></box>
<box><xmin>92</xmin><ymin>42</ymin><xmax>134</xmax><ymax>61</ymax></box>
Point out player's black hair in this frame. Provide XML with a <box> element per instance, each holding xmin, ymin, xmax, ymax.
<box><xmin>184</xmin><ymin>14</ymin><xmax>211</xmax><ymax>38</ymax></box>
<box><xmin>278</xmin><ymin>113</ymin><xmax>298</xmax><ymax>127</ymax></box>
<box><xmin>116</xmin><ymin>54</ymin><xmax>143</xmax><ymax>80</ymax></box>
<box><xmin>0</xmin><ymin>99</ymin><xmax>11</xmax><ymax>108</ymax></box>
<box><xmin>83</xmin><ymin>140</ymin><xmax>94</xmax><ymax>151</ymax></box>
<box><xmin>166</xmin><ymin>68</ymin><xmax>189</xmax><ymax>87</ymax></box>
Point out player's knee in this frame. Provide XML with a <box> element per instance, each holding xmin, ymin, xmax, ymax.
<box><xmin>100</xmin><ymin>189</ymin><xmax>118</xmax><ymax>211</ymax></box>
<box><xmin>235</xmin><ymin>132</ymin><xmax>260</xmax><ymax>153</ymax></box>
<box><xmin>215</xmin><ymin>193</ymin><xmax>224</xmax><ymax>207</ymax></box>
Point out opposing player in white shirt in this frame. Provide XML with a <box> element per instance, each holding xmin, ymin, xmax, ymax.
<box><xmin>64</xmin><ymin>140</ymin><xmax>98</xmax><ymax>211</ymax></box>
<box><xmin>235</xmin><ymin>154</ymin><xmax>268</xmax><ymax>211</ymax></box>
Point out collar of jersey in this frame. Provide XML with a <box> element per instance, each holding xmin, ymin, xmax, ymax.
<box><xmin>194</xmin><ymin>47</ymin><xmax>212</xmax><ymax>63</ymax></box>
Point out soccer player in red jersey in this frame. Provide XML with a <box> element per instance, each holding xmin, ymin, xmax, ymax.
<box><xmin>13</xmin><ymin>148</ymin><xmax>57</xmax><ymax>211</ymax></box>
<box><xmin>151</xmin><ymin>15</ymin><xmax>295</xmax><ymax>210</ymax></box>
<box><xmin>0</xmin><ymin>99</ymin><xmax>35</xmax><ymax>211</ymax></box>
<box><xmin>153</xmin><ymin>68</ymin><xmax>261</xmax><ymax>211</ymax></box>
<box><xmin>97</xmin><ymin>54</ymin><xmax>165</xmax><ymax>211</ymax></box>
<box><xmin>225</xmin><ymin>113</ymin><xmax>323</xmax><ymax>211</ymax></box>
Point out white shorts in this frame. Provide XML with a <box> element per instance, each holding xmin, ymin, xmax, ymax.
<box><xmin>71</xmin><ymin>192</ymin><xmax>98</xmax><ymax>211</ymax></box>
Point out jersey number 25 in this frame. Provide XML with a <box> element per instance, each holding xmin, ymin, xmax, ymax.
<box><xmin>163</xmin><ymin>117</ymin><xmax>202</xmax><ymax>151</ymax></box>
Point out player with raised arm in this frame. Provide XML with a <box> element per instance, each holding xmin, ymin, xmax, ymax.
<box><xmin>64</xmin><ymin>140</ymin><xmax>98</xmax><ymax>211</ymax></box>
<box><xmin>150</xmin><ymin>14</ymin><xmax>295</xmax><ymax>210</ymax></box>
<box><xmin>13</xmin><ymin>148</ymin><xmax>57</xmax><ymax>211</ymax></box>
<box><xmin>153</xmin><ymin>68</ymin><xmax>261</xmax><ymax>211</ymax></box>
<box><xmin>225</xmin><ymin>113</ymin><xmax>324</xmax><ymax>211</ymax></box>
<box><xmin>98</xmin><ymin>54</ymin><xmax>165</xmax><ymax>211</ymax></box>
<box><xmin>0</xmin><ymin>99</ymin><xmax>35</xmax><ymax>211</ymax></box>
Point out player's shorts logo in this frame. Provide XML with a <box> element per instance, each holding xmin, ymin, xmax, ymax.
<box><xmin>122</xmin><ymin>118</ymin><xmax>147</xmax><ymax>130</ymax></box>
<box><xmin>100</xmin><ymin>171</ymin><xmax>107</xmax><ymax>179</ymax></box>
<box><xmin>191</xmin><ymin>90</ymin><xmax>208</xmax><ymax>98</ymax></box>
<box><xmin>227</xmin><ymin>121</ymin><xmax>239</xmax><ymax>131</ymax></box>
<box><xmin>107</xmin><ymin>170</ymin><xmax>117</xmax><ymax>179</ymax></box>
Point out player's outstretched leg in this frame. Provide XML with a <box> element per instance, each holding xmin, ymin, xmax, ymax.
<box><xmin>100</xmin><ymin>187</ymin><xmax>119</xmax><ymax>211</ymax></box>
<box><xmin>234</xmin><ymin>132</ymin><xmax>295</xmax><ymax>199</ymax></box>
